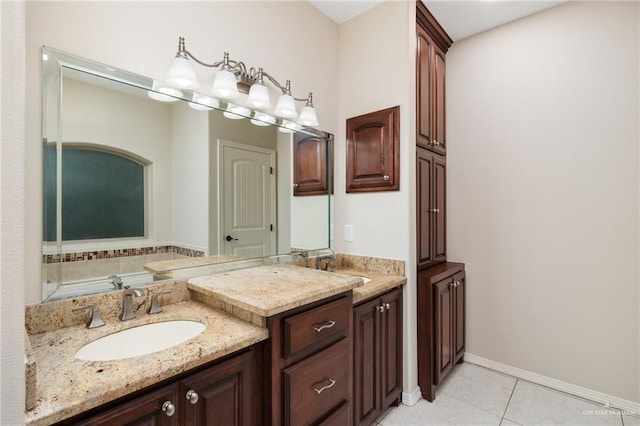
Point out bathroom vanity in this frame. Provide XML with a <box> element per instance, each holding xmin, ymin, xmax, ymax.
<box><xmin>25</xmin><ymin>258</ymin><xmax>406</xmax><ymax>426</ymax></box>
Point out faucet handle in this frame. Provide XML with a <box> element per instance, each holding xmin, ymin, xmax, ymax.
<box><xmin>73</xmin><ymin>304</ymin><xmax>105</xmax><ymax>329</ymax></box>
<box><xmin>149</xmin><ymin>290</ymin><xmax>172</xmax><ymax>314</ymax></box>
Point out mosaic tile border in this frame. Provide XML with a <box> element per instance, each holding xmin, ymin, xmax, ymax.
<box><xmin>43</xmin><ymin>245</ymin><xmax>205</xmax><ymax>264</ymax></box>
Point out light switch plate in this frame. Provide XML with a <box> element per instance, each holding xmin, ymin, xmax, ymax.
<box><xmin>344</xmin><ymin>224</ymin><xmax>354</xmax><ymax>242</ymax></box>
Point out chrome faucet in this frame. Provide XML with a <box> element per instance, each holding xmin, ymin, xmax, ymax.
<box><xmin>109</xmin><ymin>275</ymin><xmax>123</xmax><ymax>290</ymax></box>
<box><xmin>120</xmin><ymin>288</ymin><xmax>144</xmax><ymax>321</ymax></box>
<box><xmin>316</xmin><ymin>254</ymin><xmax>335</xmax><ymax>271</ymax></box>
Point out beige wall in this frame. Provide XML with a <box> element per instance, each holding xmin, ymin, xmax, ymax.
<box><xmin>337</xmin><ymin>0</ymin><xmax>418</xmax><ymax>398</ymax></box>
<box><xmin>1</xmin><ymin>1</ymin><xmax>27</xmax><ymax>423</ymax></box>
<box><xmin>447</xmin><ymin>1</ymin><xmax>639</xmax><ymax>402</ymax></box>
<box><xmin>171</xmin><ymin>101</ymin><xmax>210</xmax><ymax>252</ymax></box>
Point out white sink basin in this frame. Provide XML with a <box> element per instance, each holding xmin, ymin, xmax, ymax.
<box><xmin>75</xmin><ymin>320</ymin><xmax>206</xmax><ymax>361</ymax></box>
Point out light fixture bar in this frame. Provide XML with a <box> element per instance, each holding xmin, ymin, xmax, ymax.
<box><xmin>165</xmin><ymin>36</ymin><xmax>320</xmax><ymax>126</ymax></box>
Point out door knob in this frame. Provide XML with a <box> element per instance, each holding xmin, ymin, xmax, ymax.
<box><xmin>225</xmin><ymin>235</ymin><xmax>238</xmax><ymax>242</ymax></box>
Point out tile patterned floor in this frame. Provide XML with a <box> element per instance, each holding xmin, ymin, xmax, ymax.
<box><xmin>378</xmin><ymin>363</ymin><xmax>639</xmax><ymax>426</ymax></box>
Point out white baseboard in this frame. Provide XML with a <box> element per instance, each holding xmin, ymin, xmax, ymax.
<box><xmin>402</xmin><ymin>386</ymin><xmax>422</xmax><ymax>406</ymax></box>
<box><xmin>464</xmin><ymin>353</ymin><xmax>640</xmax><ymax>416</ymax></box>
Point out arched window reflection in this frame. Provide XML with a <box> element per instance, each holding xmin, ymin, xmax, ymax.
<box><xmin>44</xmin><ymin>145</ymin><xmax>146</xmax><ymax>241</ymax></box>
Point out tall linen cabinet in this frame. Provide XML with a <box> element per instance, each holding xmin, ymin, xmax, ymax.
<box><xmin>415</xmin><ymin>2</ymin><xmax>466</xmax><ymax>402</ymax></box>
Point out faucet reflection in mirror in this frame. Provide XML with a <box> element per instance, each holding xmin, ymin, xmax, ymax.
<box><xmin>164</xmin><ymin>37</ymin><xmax>319</xmax><ymax>127</ymax></box>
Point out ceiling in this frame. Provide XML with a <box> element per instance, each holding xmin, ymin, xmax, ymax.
<box><xmin>308</xmin><ymin>0</ymin><xmax>566</xmax><ymax>41</ymax></box>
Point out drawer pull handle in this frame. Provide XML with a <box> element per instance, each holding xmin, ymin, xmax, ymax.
<box><xmin>313</xmin><ymin>320</ymin><xmax>336</xmax><ymax>332</ymax></box>
<box><xmin>313</xmin><ymin>378</ymin><xmax>336</xmax><ymax>394</ymax></box>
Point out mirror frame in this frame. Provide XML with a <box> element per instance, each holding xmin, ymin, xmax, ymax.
<box><xmin>41</xmin><ymin>46</ymin><xmax>334</xmax><ymax>302</ymax></box>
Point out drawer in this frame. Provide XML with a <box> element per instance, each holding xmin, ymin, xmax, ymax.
<box><xmin>317</xmin><ymin>401</ymin><xmax>350</xmax><ymax>426</ymax></box>
<box><xmin>284</xmin><ymin>338</ymin><xmax>350</xmax><ymax>426</ymax></box>
<box><xmin>284</xmin><ymin>296</ymin><xmax>350</xmax><ymax>358</ymax></box>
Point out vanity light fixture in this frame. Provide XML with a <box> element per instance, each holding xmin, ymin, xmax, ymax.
<box><xmin>148</xmin><ymin>80</ymin><xmax>183</xmax><ymax>102</ymax></box>
<box><xmin>188</xmin><ymin>93</ymin><xmax>219</xmax><ymax>111</ymax></box>
<box><xmin>165</xmin><ymin>36</ymin><xmax>319</xmax><ymax>126</ymax></box>
<box><xmin>250</xmin><ymin>111</ymin><xmax>276</xmax><ymax>127</ymax></box>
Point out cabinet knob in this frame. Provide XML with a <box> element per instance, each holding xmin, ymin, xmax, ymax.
<box><xmin>378</xmin><ymin>305</ymin><xmax>385</xmax><ymax>313</ymax></box>
<box><xmin>293</xmin><ymin>183</ymin><xmax>299</xmax><ymax>188</ymax></box>
<box><xmin>383</xmin><ymin>175</ymin><xmax>390</xmax><ymax>181</ymax></box>
<box><xmin>432</xmin><ymin>140</ymin><xmax>440</xmax><ymax>146</ymax></box>
<box><xmin>186</xmin><ymin>389</ymin><xmax>199</xmax><ymax>404</ymax></box>
<box><xmin>385</xmin><ymin>303</ymin><xmax>391</xmax><ymax>311</ymax></box>
<box><xmin>161</xmin><ymin>401</ymin><xmax>176</xmax><ymax>417</ymax></box>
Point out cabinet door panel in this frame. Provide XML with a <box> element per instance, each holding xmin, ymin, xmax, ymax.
<box><xmin>380</xmin><ymin>289</ymin><xmax>403</xmax><ymax>409</ymax></box>
<box><xmin>434</xmin><ymin>279</ymin><xmax>453</xmax><ymax>385</ymax></box>
<box><xmin>181</xmin><ymin>351</ymin><xmax>253</xmax><ymax>426</ymax></box>
<box><xmin>293</xmin><ymin>133</ymin><xmax>328</xmax><ymax>196</ymax></box>
<box><xmin>454</xmin><ymin>272</ymin><xmax>466</xmax><ymax>362</ymax></box>
<box><xmin>416</xmin><ymin>148</ymin><xmax>433</xmax><ymax>268</ymax></box>
<box><xmin>353</xmin><ymin>298</ymin><xmax>380</xmax><ymax>426</ymax></box>
<box><xmin>416</xmin><ymin>25</ymin><xmax>433</xmax><ymax>149</ymax></box>
<box><xmin>346</xmin><ymin>106</ymin><xmax>400</xmax><ymax>192</ymax></box>
<box><xmin>75</xmin><ymin>384</ymin><xmax>179</xmax><ymax>426</ymax></box>
<box><xmin>433</xmin><ymin>155</ymin><xmax>446</xmax><ymax>262</ymax></box>
<box><xmin>432</xmin><ymin>45</ymin><xmax>446</xmax><ymax>155</ymax></box>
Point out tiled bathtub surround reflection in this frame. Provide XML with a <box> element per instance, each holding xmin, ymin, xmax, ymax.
<box><xmin>43</xmin><ymin>245</ymin><xmax>205</xmax><ymax>264</ymax></box>
<box><xmin>379</xmin><ymin>363</ymin><xmax>638</xmax><ymax>426</ymax></box>
<box><xmin>42</xmin><ymin>245</ymin><xmax>205</xmax><ymax>287</ymax></box>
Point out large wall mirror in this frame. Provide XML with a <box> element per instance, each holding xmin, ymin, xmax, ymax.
<box><xmin>42</xmin><ymin>47</ymin><xmax>334</xmax><ymax>302</ymax></box>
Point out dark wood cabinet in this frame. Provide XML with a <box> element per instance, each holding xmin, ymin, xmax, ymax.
<box><xmin>417</xmin><ymin>262</ymin><xmax>465</xmax><ymax>402</ymax></box>
<box><xmin>293</xmin><ymin>133</ymin><xmax>329</xmax><ymax>196</ymax></box>
<box><xmin>434</xmin><ymin>272</ymin><xmax>465</xmax><ymax>385</ymax></box>
<box><xmin>181</xmin><ymin>351</ymin><xmax>254</xmax><ymax>426</ymax></box>
<box><xmin>346</xmin><ymin>106</ymin><xmax>400</xmax><ymax>193</ymax></box>
<box><xmin>74</xmin><ymin>384</ymin><xmax>179</xmax><ymax>426</ymax></box>
<box><xmin>416</xmin><ymin>2</ymin><xmax>451</xmax><ymax>155</ymax></box>
<box><xmin>68</xmin><ymin>351</ymin><xmax>254</xmax><ymax>426</ymax></box>
<box><xmin>353</xmin><ymin>288</ymin><xmax>403</xmax><ymax>426</ymax></box>
<box><xmin>263</xmin><ymin>293</ymin><xmax>353</xmax><ymax>426</ymax></box>
<box><xmin>417</xmin><ymin>147</ymin><xmax>446</xmax><ymax>269</ymax></box>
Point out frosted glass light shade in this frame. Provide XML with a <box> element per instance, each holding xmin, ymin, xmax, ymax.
<box><xmin>278</xmin><ymin>120</ymin><xmax>300</xmax><ymax>134</ymax></box>
<box><xmin>189</xmin><ymin>93</ymin><xmax>219</xmax><ymax>110</ymax></box>
<box><xmin>211</xmin><ymin>69</ymin><xmax>239</xmax><ymax>99</ymax></box>
<box><xmin>273</xmin><ymin>94</ymin><xmax>297</xmax><ymax>118</ymax></box>
<box><xmin>148</xmin><ymin>82</ymin><xmax>183</xmax><ymax>102</ymax></box>
<box><xmin>247</xmin><ymin>83</ymin><xmax>272</xmax><ymax>109</ymax></box>
<box><xmin>166</xmin><ymin>56</ymin><xmax>199</xmax><ymax>89</ymax></box>
<box><xmin>223</xmin><ymin>104</ymin><xmax>250</xmax><ymax>120</ymax></box>
<box><xmin>250</xmin><ymin>112</ymin><xmax>276</xmax><ymax>127</ymax></box>
<box><xmin>297</xmin><ymin>105</ymin><xmax>319</xmax><ymax>127</ymax></box>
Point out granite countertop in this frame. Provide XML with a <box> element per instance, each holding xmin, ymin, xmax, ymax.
<box><xmin>188</xmin><ymin>263</ymin><xmax>364</xmax><ymax>318</ymax></box>
<box><xmin>332</xmin><ymin>268</ymin><xmax>407</xmax><ymax>304</ymax></box>
<box><xmin>25</xmin><ymin>301</ymin><xmax>268</xmax><ymax>426</ymax></box>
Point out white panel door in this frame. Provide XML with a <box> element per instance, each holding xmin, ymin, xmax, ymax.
<box><xmin>220</xmin><ymin>141</ymin><xmax>276</xmax><ymax>258</ymax></box>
